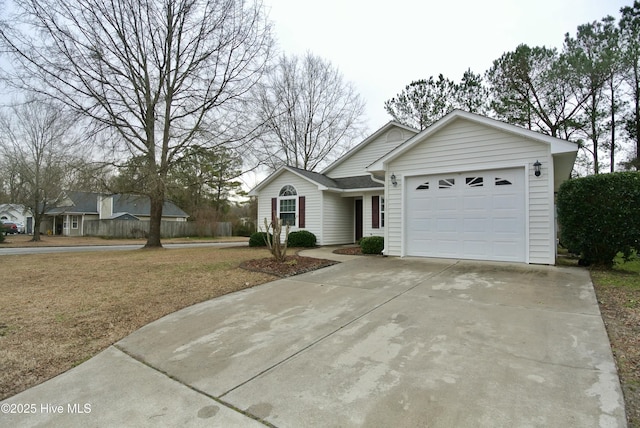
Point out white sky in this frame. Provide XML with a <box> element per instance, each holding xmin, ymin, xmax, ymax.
<box><xmin>265</xmin><ymin>0</ymin><xmax>632</xmax><ymax>128</ymax></box>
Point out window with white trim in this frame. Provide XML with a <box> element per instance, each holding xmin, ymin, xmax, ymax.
<box><xmin>380</xmin><ymin>197</ymin><xmax>385</xmax><ymax>228</ymax></box>
<box><xmin>278</xmin><ymin>185</ymin><xmax>297</xmax><ymax>226</ymax></box>
<box><xmin>495</xmin><ymin>177</ymin><xmax>513</xmax><ymax>186</ymax></box>
<box><xmin>71</xmin><ymin>215</ymin><xmax>79</xmax><ymax>229</ymax></box>
<box><xmin>439</xmin><ymin>178</ymin><xmax>455</xmax><ymax>189</ymax></box>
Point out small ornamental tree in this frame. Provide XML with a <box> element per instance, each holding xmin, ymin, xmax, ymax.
<box><xmin>557</xmin><ymin>172</ymin><xmax>640</xmax><ymax>267</ymax></box>
<box><xmin>262</xmin><ymin>217</ymin><xmax>290</xmax><ymax>262</ymax></box>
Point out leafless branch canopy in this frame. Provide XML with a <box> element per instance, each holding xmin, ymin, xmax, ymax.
<box><xmin>0</xmin><ymin>0</ymin><xmax>273</xmax><ymax>246</ymax></box>
<box><xmin>253</xmin><ymin>52</ymin><xmax>366</xmax><ymax>172</ymax></box>
<box><xmin>1</xmin><ymin>0</ymin><xmax>273</xmax><ymax>168</ymax></box>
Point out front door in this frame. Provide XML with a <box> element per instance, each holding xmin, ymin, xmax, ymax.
<box><xmin>355</xmin><ymin>199</ymin><xmax>363</xmax><ymax>242</ymax></box>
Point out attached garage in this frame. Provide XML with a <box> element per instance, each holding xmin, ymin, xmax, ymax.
<box><xmin>405</xmin><ymin>168</ymin><xmax>526</xmax><ymax>262</ymax></box>
<box><xmin>367</xmin><ymin>110</ymin><xmax>579</xmax><ymax>265</ymax></box>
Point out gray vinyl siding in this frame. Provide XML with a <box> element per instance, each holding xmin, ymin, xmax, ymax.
<box><xmin>256</xmin><ymin>173</ymin><xmax>323</xmax><ymax>242</ymax></box>
<box><xmin>327</xmin><ymin>128</ymin><xmax>414</xmax><ymax>178</ymax></box>
<box><xmin>322</xmin><ymin>192</ymin><xmax>354</xmax><ymax>245</ymax></box>
<box><xmin>386</xmin><ymin>119</ymin><xmax>554</xmax><ymax>264</ymax></box>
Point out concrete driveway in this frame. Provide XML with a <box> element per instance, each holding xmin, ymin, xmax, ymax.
<box><xmin>1</xmin><ymin>253</ymin><xmax>626</xmax><ymax>427</ymax></box>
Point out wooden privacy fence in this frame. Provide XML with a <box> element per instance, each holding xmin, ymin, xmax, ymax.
<box><xmin>83</xmin><ymin>220</ymin><xmax>232</xmax><ymax>238</ymax></box>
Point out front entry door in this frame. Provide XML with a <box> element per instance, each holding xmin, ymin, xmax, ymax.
<box><xmin>355</xmin><ymin>199</ymin><xmax>363</xmax><ymax>242</ymax></box>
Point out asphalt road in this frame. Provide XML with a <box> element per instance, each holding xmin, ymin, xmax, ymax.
<box><xmin>0</xmin><ymin>241</ymin><xmax>247</xmax><ymax>256</ymax></box>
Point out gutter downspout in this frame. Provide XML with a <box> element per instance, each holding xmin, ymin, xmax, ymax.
<box><xmin>369</xmin><ymin>172</ymin><xmax>385</xmax><ymax>186</ymax></box>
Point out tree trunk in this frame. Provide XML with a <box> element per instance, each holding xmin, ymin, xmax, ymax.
<box><xmin>30</xmin><ymin>217</ymin><xmax>42</xmax><ymax>242</ymax></box>
<box><xmin>30</xmin><ymin>195</ymin><xmax>42</xmax><ymax>242</ymax></box>
<box><xmin>145</xmin><ymin>195</ymin><xmax>164</xmax><ymax>248</ymax></box>
<box><xmin>610</xmin><ymin>79</ymin><xmax>616</xmax><ymax>173</ymax></box>
<box><xmin>145</xmin><ymin>169</ymin><xmax>165</xmax><ymax>248</ymax></box>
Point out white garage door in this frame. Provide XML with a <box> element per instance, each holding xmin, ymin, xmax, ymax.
<box><xmin>406</xmin><ymin>168</ymin><xmax>526</xmax><ymax>262</ymax></box>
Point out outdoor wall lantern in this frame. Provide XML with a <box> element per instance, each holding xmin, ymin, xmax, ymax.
<box><xmin>391</xmin><ymin>173</ymin><xmax>398</xmax><ymax>187</ymax></box>
<box><xmin>533</xmin><ymin>160</ymin><xmax>542</xmax><ymax>177</ymax></box>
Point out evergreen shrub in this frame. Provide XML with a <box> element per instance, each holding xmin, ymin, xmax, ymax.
<box><xmin>287</xmin><ymin>230</ymin><xmax>317</xmax><ymax>247</ymax></box>
<box><xmin>557</xmin><ymin>172</ymin><xmax>640</xmax><ymax>267</ymax></box>
<box><xmin>249</xmin><ymin>231</ymin><xmax>272</xmax><ymax>247</ymax></box>
<box><xmin>360</xmin><ymin>236</ymin><xmax>384</xmax><ymax>254</ymax></box>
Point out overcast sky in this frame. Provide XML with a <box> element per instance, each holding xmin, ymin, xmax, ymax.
<box><xmin>265</xmin><ymin>0</ymin><xmax>633</xmax><ymax>128</ymax></box>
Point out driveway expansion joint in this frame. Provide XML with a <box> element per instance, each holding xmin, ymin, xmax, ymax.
<box><xmin>112</xmin><ymin>344</ymin><xmax>275</xmax><ymax>427</ymax></box>
<box><xmin>217</xmin><ymin>261</ymin><xmax>460</xmax><ymax>399</ymax></box>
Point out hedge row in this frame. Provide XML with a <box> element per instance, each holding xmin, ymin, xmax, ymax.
<box><xmin>557</xmin><ymin>172</ymin><xmax>640</xmax><ymax>267</ymax></box>
<box><xmin>248</xmin><ymin>230</ymin><xmax>317</xmax><ymax>248</ymax></box>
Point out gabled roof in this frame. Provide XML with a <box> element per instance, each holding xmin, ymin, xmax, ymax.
<box><xmin>108</xmin><ymin>213</ymin><xmax>141</xmax><ymax>220</ymax></box>
<box><xmin>367</xmin><ymin>110</ymin><xmax>579</xmax><ymax>172</ymax></box>
<box><xmin>248</xmin><ymin>165</ymin><xmax>382</xmax><ymax>196</ymax></box>
<box><xmin>45</xmin><ymin>191</ymin><xmax>188</xmax><ymax>218</ymax></box>
<box><xmin>321</xmin><ymin>121</ymin><xmax>418</xmax><ymax>175</ymax></box>
<box><xmin>112</xmin><ymin>194</ymin><xmax>188</xmax><ymax>218</ymax></box>
<box><xmin>0</xmin><ymin>204</ymin><xmax>31</xmax><ymax>217</ymax></box>
<box><xmin>45</xmin><ymin>191</ymin><xmax>100</xmax><ymax>215</ymax></box>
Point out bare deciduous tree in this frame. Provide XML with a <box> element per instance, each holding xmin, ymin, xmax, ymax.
<box><xmin>0</xmin><ymin>0</ymin><xmax>273</xmax><ymax>247</ymax></box>
<box><xmin>254</xmin><ymin>52</ymin><xmax>366</xmax><ymax>172</ymax></box>
<box><xmin>0</xmin><ymin>100</ymin><xmax>82</xmax><ymax>241</ymax></box>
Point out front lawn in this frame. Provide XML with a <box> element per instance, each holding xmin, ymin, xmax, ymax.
<box><xmin>0</xmin><ymin>247</ymin><xmax>281</xmax><ymax>400</ymax></box>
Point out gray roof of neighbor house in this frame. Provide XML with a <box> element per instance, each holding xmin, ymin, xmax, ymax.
<box><xmin>45</xmin><ymin>191</ymin><xmax>100</xmax><ymax>215</ymax></box>
<box><xmin>287</xmin><ymin>166</ymin><xmax>383</xmax><ymax>190</ymax></box>
<box><xmin>112</xmin><ymin>194</ymin><xmax>188</xmax><ymax>218</ymax></box>
<box><xmin>45</xmin><ymin>191</ymin><xmax>188</xmax><ymax>218</ymax></box>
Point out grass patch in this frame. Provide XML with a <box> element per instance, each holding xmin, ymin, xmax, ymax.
<box><xmin>0</xmin><ymin>246</ymin><xmax>276</xmax><ymax>401</ymax></box>
<box><xmin>589</xmin><ymin>255</ymin><xmax>640</xmax><ymax>427</ymax></box>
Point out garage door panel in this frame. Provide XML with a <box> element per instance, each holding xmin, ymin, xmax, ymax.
<box><xmin>436</xmin><ymin>218</ymin><xmax>458</xmax><ymax>232</ymax></box>
<box><xmin>493</xmin><ymin>217</ymin><xmax>520</xmax><ymax>234</ymax></box>
<box><xmin>463</xmin><ymin>218</ymin><xmax>487</xmax><ymax>233</ymax></box>
<box><xmin>492</xmin><ymin>194</ymin><xmax>520</xmax><ymax>210</ymax></box>
<box><xmin>464</xmin><ymin>195</ymin><xmax>490</xmax><ymax>210</ymax></box>
<box><xmin>462</xmin><ymin>240</ymin><xmax>486</xmax><ymax>258</ymax></box>
<box><xmin>493</xmin><ymin>241</ymin><xmax>521</xmax><ymax>261</ymax></box>
<box><xmin>434</xmin><ymin>240</ymin><xmax>458</xmax><ymax>256</ymax></box>
<box><xmin>435</xmin><ymin>196</ymin><xmax>458</xmax><ymax>210</ymax></box>
<box><xmin>406</xmin><ymin>168</ymin><xmax>525</xmax><ymax>262</ymax></box>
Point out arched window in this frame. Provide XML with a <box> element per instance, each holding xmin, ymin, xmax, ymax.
<box><xmin>278</xmin><ymin>185</ymin><xmax>297</xmax><ymax>226</ymax></box>
<box><xmin>279</xmin><ymin>185</ymin><xmax>297</xmax><ymax>197</ymax></box>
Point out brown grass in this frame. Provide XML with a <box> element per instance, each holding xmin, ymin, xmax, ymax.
<box><xmin>1</xmin><ymin>234</ymin><xmax>247</xmax><ymax>247</ymax></box>
<box><xmin>0</xmin><ymin>246</ymin><xmax>277</xmax><ymax>400</ymax></box>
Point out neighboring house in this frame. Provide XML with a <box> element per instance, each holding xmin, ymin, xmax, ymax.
<box><xmin>43</xmin><ymin>191</ymin><xmax>189</xmax><ymax>236</ymax></box>
<box><xmin>0</xmin><ymin>204</ymin><xmax>34</xmax><ymax>233</ymax></box>
<box><xmin>249</xmin><ymin>110</ymin><xmax>578</xmax><ymax>265</ymax></box>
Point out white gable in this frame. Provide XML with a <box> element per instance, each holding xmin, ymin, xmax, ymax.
<box><xmin>323</xmin><ymin>122</ymin><xmax>417</xmax><ymax>179</ymax></box>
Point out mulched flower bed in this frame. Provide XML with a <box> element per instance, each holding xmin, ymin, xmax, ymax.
<box><xmin>240</xmin><ymin>255</ymin><xmax>338</xmax><ymax>277</ymax></box>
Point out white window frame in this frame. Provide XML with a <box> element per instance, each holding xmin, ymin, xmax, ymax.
<box><xmin>71</xmin><ymin>215</ymin><xmax>79</xmax><ymax>229</ymax></box>
<box><xmin>380</xmin><ymin>197</ymin><xmax>385</xmax><ymax>228</ymax></box>
<box><xmin>278</xmin><ymin>185</ymin><xmax>298</xmax><ymax>227</ymax></box>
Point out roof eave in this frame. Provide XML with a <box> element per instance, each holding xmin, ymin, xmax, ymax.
<box><xmin>249</xmin><ymin>166</ymin><xmax>334</xmax><ymax>195</ymax></box>
<box><xmin>321</xmin><ymin>121</ymin><xmax>419</xmax><ymax>175</ymax></box>
<box><xmin>368</xmin><ymin>110</ymin><xmax>579</xmax><ymax>170</ymax></box>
